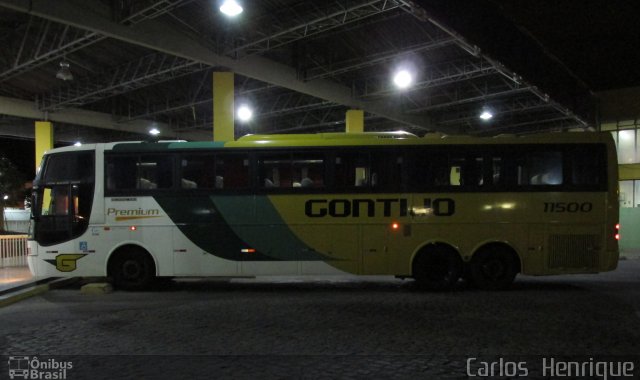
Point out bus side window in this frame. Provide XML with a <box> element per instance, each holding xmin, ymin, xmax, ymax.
<box><xmin>447</xmin><ymin>155</ymin><xmax>483</xmax><ymax>188</ymax></box>
<box><xmin>181</xmin><ymin>155</ymin><xmax>215</xmax><ymax>189</ymax></box>
<box><xmin>138</xmin><ymin>155</ymin><xmax>174</xmax><ymax>189</ymax></box>
<box><xmin>406</xmin><ymin>151</ymin><xmax>447</xmax><ymax>189</ymax></box>
<box><xmin>354</xmin><ymin>167</ymin><xmax>368</xmax><ymax>187</ymax></box>
<box><xmin>512</xmin><ymin>151</ymin><xmax>563</xmax><ymax>187</ymax></box>
<box><xmin>180</xmin><ymin>154</ymin><xmax>251</xmax><ymax>190</ymax></box>
<box><xmin>292</xmin><ymin>154</ymin><xmax>324</xmax><ymax>189</ymax></box>
<box><xmin>449</xmin><ymin>157</ymin><xmax>464</xmax><ymax>186</ymax></box>
<box><xmin>568</xmin><ymin>145</ymin><xmax>605</xmax><ymax>188</ymax></box>
<box><xmin>218</xmin><ymin>155</ymin><xmax>249</xmax><ymax>189</ymax></box>
<box><xmin>258</xmin><ymin>154</ymin><xmax>291</xmax><ymax>189</ymax></box>
<box><xmin>451</xmin><ymin>167</ymin><xmax>461</xmax><ymax>186</ymax></box>
<box><xmin>370</xmin><ymin>151</ymin><xmax>403</xmax><ymax>191</ymax></box>
<box><xmin>107</xmin><ymin>155</ymin><xmax>175</xmax><ymax>191</ymax></box>
<box><xmin>528</xmin><ymin>151</ymin><xmax>563</xmax><ymax>185</ymax></box>
<box><xmin>460</xmin><ymin>156</ymin><xmax>484</xmax><ymax>187</ymax></box>
<box><xmin>491</xmin><ymin>157</ymin><xmax>503</xmax><ymax>186</ymax></box>
<box><xmin>106</xmin><ymin>156</ymin><xmax>136</xmax><ymax>190</ymax></box>
<box><xmin>334</xmin><ymin>153</ymin><xmax>370</xmax><ymax>189</ymax></box>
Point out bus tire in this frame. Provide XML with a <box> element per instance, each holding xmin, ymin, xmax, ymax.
<box><xmin>412</xmin><ymin>245</ymin><xmax>462</xmax><ymax>291</ymax></box>
<box><xmin>108</xmin><ymin>247</ymin><xmax>156</xmax><ymax>291</ymax></box>
<box><xmin>468</xmin><ymin>246</ymin><xmax>518</xmax><ymax>290</ymax></box>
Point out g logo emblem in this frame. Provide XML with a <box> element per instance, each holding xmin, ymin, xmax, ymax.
<box><xmin>44</xmin><ymin>254</ymin><xmax>87</xmax><ymax>272</ymax></box>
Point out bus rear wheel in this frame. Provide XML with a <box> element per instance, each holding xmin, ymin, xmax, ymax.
<box><xmin>109</xmin><ymin>248</ymin><xmax>156</xmax><ymax>291</ymax></box>
<box><xmin>412</xmin><ymin>246</ymin><xmax>462</xmax><ymax>291</ymax></box>
<box><xmin>468</xmin><ymin>247</ymin><xmax>518</xmax><ymax>290</ymax></box>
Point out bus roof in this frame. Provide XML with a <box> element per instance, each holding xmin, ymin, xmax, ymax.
<box><xmin>43</xmin><ymin>130</ymin><xmax>615</xmax><ymax>155</ymax></box>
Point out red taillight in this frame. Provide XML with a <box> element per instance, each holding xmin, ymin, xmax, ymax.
<box><xmin>615</xmin><ymin>223</ymin><xmax>620</xmax><ymax>240</ymax></box>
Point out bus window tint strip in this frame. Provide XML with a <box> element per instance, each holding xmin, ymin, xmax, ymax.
<box><xmin>180</xmin><ymin>154</ymin><xmax>249</xmax><ymax>190</ymax></box>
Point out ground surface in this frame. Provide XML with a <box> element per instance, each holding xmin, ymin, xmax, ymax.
<box><xmin>1</xmin><ymin>260</ymin><xmax>639</xmax><ymax>379</ymax></box>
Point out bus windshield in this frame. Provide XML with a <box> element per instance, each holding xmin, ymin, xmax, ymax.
<box><xmin>32</xmin><ymin>151</ymin><xmax>95</xmax><ymax>246</ymax></box>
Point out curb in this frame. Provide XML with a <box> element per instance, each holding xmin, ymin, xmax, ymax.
<box><xmin>0</xmin><ymin>284</ymin><xmax>49</xmax><ymax>308</ymax></box>
<box><xmin>0</xmin><ymin>277</ymin><xmax>57</xmax><ymax>296</ymax></box>
<box><xmin>0</xmin><ymin>277</ymin><xmax>79</xmax><ymax>308</ymax></box>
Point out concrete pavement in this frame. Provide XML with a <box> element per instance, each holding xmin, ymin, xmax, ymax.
<box><xmin>0</xmin><ymin>266</ymin><xmax>32</xmax><ymax>293</ymax></box>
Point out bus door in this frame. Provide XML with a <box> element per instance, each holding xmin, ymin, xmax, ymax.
<box><xmin>33</xmin><ymin>183</ymin><xmax>92</xmax><ymax>247</ymax></box>
<box><xmin>361</xmin><ymin>223</ymin><xmax>390</xmax><ymax>274</ymax></box>
<box><xmin>526</xmin><ymin>223</ymin><xmax>547</xmax><ymax>275</ymax></box>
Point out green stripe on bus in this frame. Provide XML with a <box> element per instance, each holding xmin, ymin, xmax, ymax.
<box><xmin>154</xmin><ymin>194</ymin><xmax>329</xmax><ymax>262</ymax></box>
<box><xmin>154</xmin><ymin>194</ymin><xmax>273</xmax><ymax>261</ymax></box>
<box><xmin>112</xmin><ymin>142</ymin><xmax>173</xmax><ymax>152</ymax></box>
<box><xmin>211</xmin><ymin>195</ymin><xmax>330</xmax><ymax>261</ymax></box>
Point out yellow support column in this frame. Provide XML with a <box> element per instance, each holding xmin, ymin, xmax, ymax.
<box><xmin>213</xmin><ymin>72</ymin><xmax>235</xmax><ymax>142</ymax></box>
<box><xmin>619</xmin><ymin>164</ymin><xmax>640</xmax><ymax>181</ymax></box>
<box><xmin>346</xmin><ymin>109</ymin><xmax>364</xmax><ymax>133</ymax></box>
<box><xmin>35</xmin><ymin>121</ymin><xmax>53</xmax><ymax>171</ymax></box>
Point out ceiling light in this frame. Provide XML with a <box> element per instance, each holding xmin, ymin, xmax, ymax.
<box><xmin>220</xmin><ymin>0</ymin><xmax>243</xmax><ymax>16</ymax></box>
<box><xmin>237</xmin><ymin>105</ymin><xmax>253</xmax><ymax>122</ymax></box>
<box><xmin>149</xmin><ymin>128</ymin><xmax>161</xmax><ymax>135</ymax></box>
<box><xmin>479</xmin><ymin>109</ymin><xmax>493</xmax><ymax>121</ymax></box>
<box><xmin>56</xmin><ymin>61</ymin><xmax>74</xmax><ymax>81</ymax></box>
<box><xmin>393</xmin><ymin>69</ymin><xmax>413</xmax><ymax>89</ymax></box>
<box><xmin>74</xmin><ymin>141</ymin><xmax>82</xmax><ymax>147</ymax></box>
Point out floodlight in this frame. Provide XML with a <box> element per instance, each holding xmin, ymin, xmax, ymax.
<box><xmin>393</xmin><ymin>69</ymin><xmax>413</xmax><ymax>89</ymax></box>
<box><xmin>479</xmin><ymin>110</ymin><xmax>493</xmax><ymax>120</ymax></box>
<box><xmin>478</xmin><ymin>106</ymin><xmax>493</xmax><ymax>121</ymax></box>
<box><xmin>237</xmin><ymin>105</ymin><xmax>253</xmax><ymax>122</ymax></box>
<box><xmin>220</xmin><ymin>0</ymin><xmax>243</xmax><ymax>16</ymax></box>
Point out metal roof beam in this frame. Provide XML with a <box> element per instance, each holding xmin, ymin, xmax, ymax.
<box><xmin>304</xmin><ymin>36</ymin><xmax>456</xmax><ymax>81</ymax></box>
<box><xmin>37</xmin><ymin>53</ymin><xmax>207</xmax><ymax>111</ymax></box>
<box><xmin>0</xmin><ymin>0</ymin><xmax>193</xmax><ymax>83</ymax></box>
<box><xmin>471</xmin><ymin>116</ymin><xmax>581</xmax><ymax>136</ymax></box>
<box><xmin>0</xmin><ymin>119</ymin><xmax>141</xmax><ymax>143</ymax></box>
<box><xmin>434</xmin><ymin>97</ymin><xmax>552</xmax><ymax>126</ymax></box>
<box><xmin>120</xmin><ymin>80</ymin><xmax>274</xmax><ymax>122</ymax></box>
<box><xmin>0</xmin><ymin>95</ymin><xmax>209</xmax><ymax>140</ymax></box>
<box><xmin>228</xmin><ymin>0</ymin><xmax>408</xmax><ymax>57</ymax></box>
<box><xmin>409</xmin><ymin>87</ymin><xmax>533</xmax><ymax>113</ymax></box>
<box><xmin>0</xmin><ymin>0</ymin><xmax>430</xmax><ymax>130</ymax></box>
<box><xmin>360</xmin><ymin>59</ymin><xmax>498</xmax><ymax>98</ymax></box>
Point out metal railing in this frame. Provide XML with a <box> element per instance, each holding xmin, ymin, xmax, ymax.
<box><xmin>0</xmin><ymin>235</ymin><xmax>29</xmax><ymax>268</ymax></box>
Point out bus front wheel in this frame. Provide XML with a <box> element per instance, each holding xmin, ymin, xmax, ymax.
<box><xmin>412</xmin><ymin>245</ymin><xmax>462</xmax><ymax>291</ymax></box>
<box><xmin>468</xmin><ymin>247</ymin><xmax>518</xmax><ymax>290</ymax></box>
<box><xmin>109</xmin><ymin>248</ymin><xmax>156</xmax><ymax>291</ymax></box>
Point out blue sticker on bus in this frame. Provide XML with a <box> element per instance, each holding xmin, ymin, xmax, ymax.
<box><xmin>79</xmin><ymin>241</ymin><xmax>88</xmax><ymax>251</ymax></box>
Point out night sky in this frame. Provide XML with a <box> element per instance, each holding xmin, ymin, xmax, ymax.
<box><xmin>0</xmin><ymin>137</ymin><xmax>37</xmax><ymax>182</ymax></box>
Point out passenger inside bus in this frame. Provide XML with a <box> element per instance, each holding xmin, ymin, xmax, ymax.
<box><xmin>301</xmin><ymin>177</ymin><xmax>314</xmax><ymax>187</ymax></box>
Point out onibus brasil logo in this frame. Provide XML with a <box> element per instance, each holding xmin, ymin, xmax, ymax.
<box><xmin>8</xmin><ymin>356</ymin><xmax>73</xmax><ymax>379</ymax></box>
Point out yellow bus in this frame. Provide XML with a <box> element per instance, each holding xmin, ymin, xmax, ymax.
<box><xmin>27</xmin><ymin>131</ymin><xmax>619</xmax><ymax>290</ymax></box>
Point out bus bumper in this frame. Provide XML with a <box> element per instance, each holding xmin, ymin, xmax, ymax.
<box><xmin>27</xmin><ymin>255</ymin><xmax>38</xmax><ymax>277</ymax></box>
<box><xmin>605</xmin><ymin>250</ymin><xmax>620</xmax><ymax>271</ymax></box>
